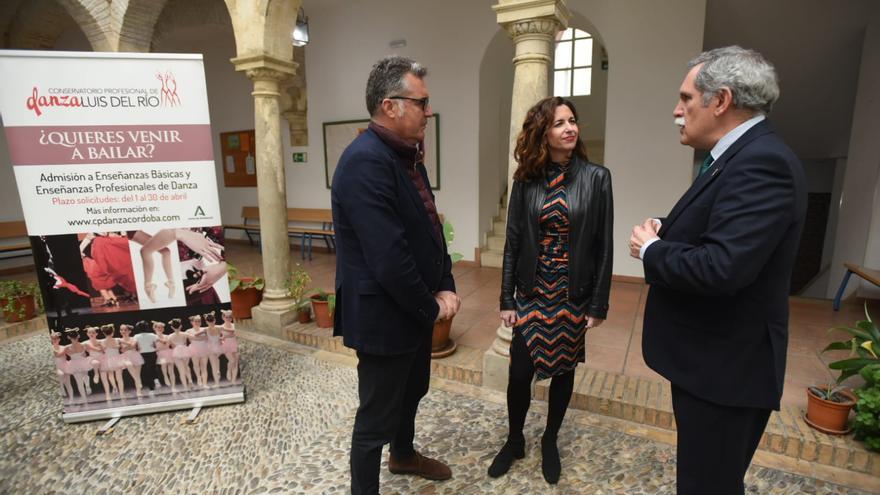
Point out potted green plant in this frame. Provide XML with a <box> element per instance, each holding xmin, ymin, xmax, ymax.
<box><xmin>227</xmin><ymin>263</ymin><xmax>264</xmax><ymax>319</ymax></box>
<box><xmin>0</xmin><ymin>280</ymin><xmax>41</xmax><ymax>322</ymax></box>
<box><xmin>811</xmin><ymin>303</ymin><xmax>880</xmax><ymax>434</ymax></box>
<box><xmin>310</xmin><ymin>289</ymin><xmax>335</xmax><ymax>329</ymax></box>
<box><xmin>432</xmin><ymin>220</ymin><xmax>464</xmax><ymax>358</ymax></box>
<box><xmin>286</xmin><ymin>264</ymin><xmax>312</xmax><ymax>324</ymax></box>
<box><xmin>805</xmin><ymin>383</ymin><xmax>857</xmax><ymax>434</ymax></box>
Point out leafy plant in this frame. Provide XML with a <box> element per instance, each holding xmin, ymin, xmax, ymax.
<box><xmin>823</xmin><ymin>303</ymin><xmax>879</xmax><ymax>383</ymax></box>
<box><xmin>442</xmin><ymin>220</ymin><xmax>463</xmax><ymax>264</ymax></box>
<box><xmin>285</xmin><ymin>264</ymin><xmax>312</xmax><ymax>310</ymax></box>
<box><xmin>309</xmin><ymin>289</ymin><xmax>335</xmax><ymax>317</ymax></box>
<box><xmin>227</xmin><ymin>263</ymin><xmax>265</xmax><ymax>292</ymax></box>
<box><xmin>808</xmin><ymin>383</ymin><xmax>854</xmax><ymax>403</ymax></box>
<box><xmin>0</xmin><ymin>280</ymin><xmax>42</xmax><ymax>320</ymax></box>
<box><xmin>854</xmin><ymin>364</ymin><xmax>880</xmax><ymax>451</ymax></box>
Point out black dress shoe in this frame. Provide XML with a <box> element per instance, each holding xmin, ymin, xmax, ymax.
<box><xmin>487</xmin><ymin>439</ymin><xmax>525</xmax><ymax>478</ymax></box>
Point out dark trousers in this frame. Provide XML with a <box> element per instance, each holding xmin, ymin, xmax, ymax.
<box><xmin>350</xmin><ymin>334</ymin><xmax>431</xmax><ymax>495</ymax></box>
<box><xmin>671</xmin><ymin>384</ymin><xmax>771</xmax><ymax>495</ymax></box>
<box><xmin>140</xmin><ymin>351</ymin><xmax>158</xmax><ymax>390</ymax></box>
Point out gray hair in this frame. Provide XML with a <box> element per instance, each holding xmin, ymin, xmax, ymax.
<box><xmin>687</xmin><ymin>46</ymin><xmax>780</xmax><ymax>114</ymax></box>
<box><xmin>365</xmin><ymin>55</ymin><xmax>427</xmax><ymax>116</ymax></box>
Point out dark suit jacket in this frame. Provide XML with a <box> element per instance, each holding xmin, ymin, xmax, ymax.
<box><xmin>331</xmin><ymin>127</ymin><xmax>455</xmax><ymax>356</ymax></box>
<box><xmin>642</xmin><ymin>119</ymin><xmax>806</xmax><ymax>410</ymax></box>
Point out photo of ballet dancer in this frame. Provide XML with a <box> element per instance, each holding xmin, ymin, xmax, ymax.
<box><xmin>32</xmin><ymin>227</ymin><xmax>230</xmax><ymax>318</ymax></box>
<box><xmin>52</xmin><ymin>308</ymin><xmax>242</xmax><ymax>413</ymax></box>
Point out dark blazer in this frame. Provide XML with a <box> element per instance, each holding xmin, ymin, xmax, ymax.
<box><xmin>331</xmin><ymin>128</ymin><xmax>455</xmax><ymax>356</ymax></box>
<box><xmin>642</xmin><ymin>119</ymin><xmax>806</xmax><ymax>410</ymax></box>
<box><xmin>500</xmin><ymin>157</ymin><xmax>613</xmax><ymax>319</ymax></box>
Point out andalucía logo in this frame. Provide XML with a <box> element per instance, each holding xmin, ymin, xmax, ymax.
<box><xmin>194</xmin><ymin>206</ymin><xmax>206</xmax><ymax>217</ymax></box>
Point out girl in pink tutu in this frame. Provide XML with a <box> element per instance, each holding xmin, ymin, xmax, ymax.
<box><xmin>167</xmin><ymin>318</ymin><xmax>193</xmax><ymax>391</ymax></box>
<box><xmin>186</xmin><ymin>314</ymin><xmax>210</xmax><ymax>389</ymax></box>
<box><xmin>84</xmin><ymin>326</ymin><xmax>112</xmax><ymax>400</ymax></box>
<box><xmin>220</xmin><ymin>309</ymin><xmax>239</xmax><ymax>384</ymax></box>
<box><xmin>119</xmin><ymin>324</ymin><xmax>144</xmax><ymax>396</ymax></box>
<box><xmin>153</xmin><ymin>321</ymin><xmax>176</xmax><ymax>391</ymax></box>
<box><xmin>203</xmin><ymin>313</ymin><xmax>223</xmax><ymax>388</ymax></box>
<box><xmin>64</xmin><ymin>328</ymin><xmax>92</xmax><ymax>401</ymax></box>
<box><xmin>101</xmin><ymin>324</ymin><xmax>126</xmax><ymax>399</ymax></box>
<box><xmin>51</xmin><ymin>332</ymin><xmax>74</xmax><ymax>402</ymax></box>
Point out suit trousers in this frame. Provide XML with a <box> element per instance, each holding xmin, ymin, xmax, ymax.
<box><xmin>140</xmin><ymin>351</ymin><xmax>158</xmax><ymax>390</ymax></box>
<box><xmin>350</xmin><ymin>333</ymin><xmax>431</xmax><ymax>495</ymax></box>
<box><xmin>671</xmin><ymin>384</ymin><xmax>771</xmax><ymax>495</ymax></box>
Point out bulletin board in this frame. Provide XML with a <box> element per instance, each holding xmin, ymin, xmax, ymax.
<box><xmin>220</xmin><ymin>129</ymin><xmax>257</xmax><ymax>187</ymax></box>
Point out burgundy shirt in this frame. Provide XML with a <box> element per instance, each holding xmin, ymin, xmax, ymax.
<box><xmin>369</xmin><ymin>122</ymin><xmax>443</xmax><ymax>243</ymax></box>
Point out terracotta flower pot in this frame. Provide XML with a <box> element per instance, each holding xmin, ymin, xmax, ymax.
<box><xmin>1</xmin><ymin>294</ymin><xmax>36</xmax><ymax>322</ymax></box>
<box><xmin>230</xmin><ymin>281</ymin><xmax>263</xmax><ymax>320</ymax></box>
<box><xmin>296</xmin><ymin>306</ymin><xmax>311</xmax><ymax>323</ymax></box>
<box><xmin>431</xmin><ymin>316</ymin><xmax>457</xmax><ymax>358</ymax></box>
<box><xmin>805</xmin><ymin>388</ymin><xmax>856</xmax><ymax>434</ymax></box>
<box><xmin>311</xmin><ymin>293</ymin><xmax>334</xmax><ymax>328</ymax></box>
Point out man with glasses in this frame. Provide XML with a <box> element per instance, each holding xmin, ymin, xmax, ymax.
<box><xmin>331</xmin><ymin>55</ymin><xmax>460</xmax><ymax>495</ymax></box>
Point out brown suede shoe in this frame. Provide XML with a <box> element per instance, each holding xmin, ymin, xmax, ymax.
<box><xmin>388</xmin><ymin>451</ymin><xmax>452</xmax><ymax>481</ymax></box>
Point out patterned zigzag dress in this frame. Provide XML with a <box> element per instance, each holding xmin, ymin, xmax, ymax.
<box><xmin>515</xmin><ymin>162</ymin><xmax>588</xmax><ymax>380</ymax></box>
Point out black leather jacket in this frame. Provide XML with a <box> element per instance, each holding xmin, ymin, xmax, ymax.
<box><xmin>500</xmin><ymin>157</ymin><xmax>613</xmax><ymax>319</ymax></box>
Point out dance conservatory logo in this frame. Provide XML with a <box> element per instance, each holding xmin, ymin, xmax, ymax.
<box><xmin>24</xmin><ymin>70</ymin><xmax>182</xmax><ymax>117</ymax></box>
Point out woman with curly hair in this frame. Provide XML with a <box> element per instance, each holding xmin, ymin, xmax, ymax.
<box><xmin>489</xmin><ymin>96</ymin><xmax>613</xmax><ymax>484</ymax></box>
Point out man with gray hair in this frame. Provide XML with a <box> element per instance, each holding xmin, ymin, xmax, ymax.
<box><xmin>629</xmin><ymin>46</ymin><xmax>806</xmax><ymax>494</ymax></box>
<box><xmin>331</xmin><ymin>55</ymin><xmax>460</xmax><ymax>494</ymax></box>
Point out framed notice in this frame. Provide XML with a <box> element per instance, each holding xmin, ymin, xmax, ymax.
<box><xmin>322</xmin><ymin>114</ymin><xmax>440</xmax><ymax>189</ymax></box>
<box><xmin>220</xmin><ymin>129</ymin><xmax>257</xmax><ymax>187</ymax></box>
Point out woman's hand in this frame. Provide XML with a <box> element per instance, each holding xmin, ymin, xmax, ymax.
<box><xmin>586</xmin><ymin>316</ymin><xmax>604</xmax><ymax>329</ymax></box>
<box><xmin>176</xmin><ymin>229</ymin><xmax>224</xmax><ymax>262</ymax></box>
<box><xmin>187</xmin><ymin>261</ymin><xmax>228</xmax><ymax>294</ymax></box>
<box><xmin>500</xmin><ymin>310</ymin><xmax>516</xmax><ymax>327</ymax></box>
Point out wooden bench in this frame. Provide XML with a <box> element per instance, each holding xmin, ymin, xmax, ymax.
<box><xmin>0</xmin><ymin>221</ymin><xmax>31</xmax><ymax>259</ymax></box>
<box><xmin>833</xmin><ymin>262</ymin><xmax>880</xmax><ymax>310</ymax></box>
<box><xmin>223</xmin><ymin>207</ymin><xmax>335</xmax><ymax>260</ymax></box>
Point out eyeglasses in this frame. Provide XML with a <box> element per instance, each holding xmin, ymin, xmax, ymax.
<box><xmin>388</xmin><ymin>96</ymin><xmax>430</xmax><ymax>111</ymax></box>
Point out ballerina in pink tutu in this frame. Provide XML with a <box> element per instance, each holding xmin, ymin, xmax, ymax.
<box><xmin>203</xmin><ymin>313</ymin><xmax>223</xmax><ymax>388</ymax></box>
<box><xmin>186</xmin><ymin>314</ymin><xmax>210</xmax><ymax>389</ymax></box>
<box><xmin>64</xmin><ymin>328</ymin><xmax>92</xmax><ymax>401</ymax></box>
<box><xmin>50</xmin><ymin>332</ymin><xmax>74</xmax><ymax>402</ymax></box>
<box><xmin>220</xmin><ymin>309</ymin><xmax>239</xmax><ymax>384</ymax></box>
<box><xmin>167</xmin><ymin>318</ymin><xmax>193</xmax><ymax>391</ymax></box>
<box><xmin>119</xmin><ymin>324</ymin><xmax>144</xmax><ymax>396</ymax></box>
<box><xmin>153</xmin><ymin>321</ymin><xmax>176</xmax><ymax>391</ymax></box>
<box><xmin>84</xmin><ymin>326</ymin><xmax>112</xmax><ymax>400</ymax></box>
<box><xmin>101</xmin><ymin>324</ymin><xmax>126</xmax><ymax>399</ymax></box>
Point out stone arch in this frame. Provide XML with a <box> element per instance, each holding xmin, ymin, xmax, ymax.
<box><xmin>4</xmin><ymin>0</ymin><xmax>107</xmax><ymax>51</ymax></box>
<box><xmin>117</xmin><ymin>0</ymin><xmax>170</xmax><ymax>52</ymax></box>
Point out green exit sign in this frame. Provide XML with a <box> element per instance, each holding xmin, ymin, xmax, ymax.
<box><xmin>292</xmin><ymin>152</ymin><xmax>308</xmax><ymax>163</ymax></box>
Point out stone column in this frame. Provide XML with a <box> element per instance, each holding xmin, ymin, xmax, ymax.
<box><xmin>483</xmin><ymin>0</ymin><xmax>569</xmax><ymax>392</ymax></box>
<box><xmin>231</xmin><ymin>55</ymin><xmax>298</xmax><ymax>337</ymax></box>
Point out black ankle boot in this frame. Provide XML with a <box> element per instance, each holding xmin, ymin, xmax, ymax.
<box><xmin>487</xmin><ymin>438</ymin><xmax>526</xmax><ymax>478</ymax></box>
<box><xmin>541</xmin><ymin>434</ymin><xmax>561</xmax><ymax>484</ymax></box>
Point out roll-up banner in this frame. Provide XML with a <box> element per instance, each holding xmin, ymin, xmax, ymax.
<box><xmin>0</xmin><ymin>50</ymin><xmax>245</xmax><ymax>423</ymax></box>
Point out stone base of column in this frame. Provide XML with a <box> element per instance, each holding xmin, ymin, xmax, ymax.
<box><xmin>251</xmin><ymin>305</ymin><xmax>297</xmax><ymax>339</ymax></box>
<box><xmin>482</xmin><ymin>347</ymin><xmax>510</xmax><ymax>392</ymax></box>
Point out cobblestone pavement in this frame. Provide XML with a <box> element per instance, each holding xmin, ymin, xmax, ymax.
<box><xmin>0</xmin><ymin>333</ymin><xmax>869</xmax><ymax>494</ymax></box>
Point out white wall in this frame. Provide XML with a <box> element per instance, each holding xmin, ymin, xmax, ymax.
<box><xmin>566</xmin><ymin>0</ymin><xmax>706</xmax><ymax>276</ymax></box>
<box><xmin>289</xmin><ymin>0</ymin><xmax>499</xmax><ymax>261</ymax></box>
<box><xmin>828</xmin><ymin>3</ymin><xmax>880</xmax><ymax>299</ymax></box>
<box><xmin>478</xmin><ymin>29</ymin><xmax>514</xmax><ymax>244</ymax></box>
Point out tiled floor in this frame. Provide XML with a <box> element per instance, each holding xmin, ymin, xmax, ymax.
<box><xmin>5</xmin><ymin>241</ymin><xmax>878</xmax><ymax>411</ymax></box>
<box><xmin>217</xmin><ymin>243</ymin><xmax>879</xmax><ymax>411</ymax></box>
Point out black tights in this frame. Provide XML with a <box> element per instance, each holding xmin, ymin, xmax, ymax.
<box><xmin>506</xmin><ymin>331</ymin><xmax>575</xmax><ymax>444</ymax></box>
